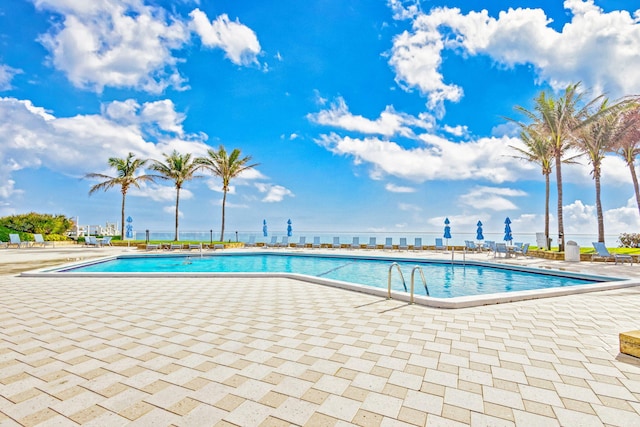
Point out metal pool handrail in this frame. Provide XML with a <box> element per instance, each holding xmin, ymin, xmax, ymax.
<box><xmin>411</xmin><ymin>266</ymin><xmax>429</xmax><ymax>302</ymax></box>
<box><xmin>387</xmin><ymin>262</ymin><xmax>407</xmax><ymax>298</ymax></box>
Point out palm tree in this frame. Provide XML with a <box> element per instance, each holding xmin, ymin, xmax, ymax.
<box><xmin>614</xmin><ymin>103</ymin><xmax>640</xmax><ymax>217</ymax></box>
<box><xmin>150</xmin><ymin>150</ymin><xmax>200</xmax><ymax>241</ymax></box>
<box><xmin>515</xmin><ymin>83</ymin><xmax>603</xmax><ymax>251</ymax></box>
<box><xmin>196</xmin><ymin>145</ymin><xmax>258</xmax><ymax>241</ymax></box>
<box><xmin>509</xmin><ymin>124</ymin><xmax>554</xmax><ymax>249</ymax></box>
<box><xmin>85</xmin><ymin>152</ymin><xmax>154</xmax><ymax>239</ymax></box>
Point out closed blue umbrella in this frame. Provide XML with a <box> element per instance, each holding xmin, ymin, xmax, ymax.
<box><xmin>443</xmin><ymin>218</ymin><xmax>452</xmax><ymax>247</ymax></box>
<box><xmin>476</xmin><ymin>220</ymin><xmax>484</xmax><ymax>241</ymax></box>
<box><xmin>504</xmin><ymin>217</ymin><xmax>512</xmax><ymax>242</ymax></box>
<box><xmin>263</xmin><ymin>219</ymin><xmax>268</xmax><ymax>237</ymax></box>
<box><xmin>287</xmin><ymin>219</ymin><xmax>292</xmax><ymax>237</ymax></box>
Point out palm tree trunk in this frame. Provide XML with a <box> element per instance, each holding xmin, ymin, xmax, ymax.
<box><xmin>174</xmin><ymin>187</ymin><xmax>180</xmax><ymax>241</ymax></box>
<box><xmin>121</xmin><ymin>190</ymin><xmax>126</xmax><ymax>240</ymax></box>
<box><xmin>628</xmin><ymin>161</ymin><xmax>640</xmax><ymax>217</ymax></box>
<box><xmin>220</xmin><ymin>190</ymin><xmax>227</xmax><ymax>242</ymax></box>
<box><xmin>594</xmin><ymin>166</ymin><xmax>605</xmax><ymax>243</ymax></box>
<box><xmin>555</xmin><ymin>157</ymin><xmax>565</xmax><ymax>251</ymax></box>
<box><xmin>545</xmin><ymin>173</ymin><xmax>550</xmax><ymax>250</ymax></box>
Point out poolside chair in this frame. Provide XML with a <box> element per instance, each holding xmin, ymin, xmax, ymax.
<box><xmin>332</xmin><ymin>237</ymin><xmax>341</xmax><ymax>248</ymax></box>
<box><xmin>212</xmin><ymin>243</ymin><xmax>225</xmax><ymax>250</ymax></box>
<box><xmin>366</xmin><ymin>237</ymin><xmax>377</xmax><ymax>249</ymax></box>
<box><xmin>266</xmin><ymin>236</ymin><xmax>278</xmax><ymax>247</ymax></box>
<box><xmin>413</xmin><ymin>237</ymin><xmax>423</xmax><ymax>251</ymax></box>
<box><xmin>484</xmin><ymin>240</ymin><xmax>496</xmax><ymax>256</ymax></box>
<box><xmin>101</xmin><ymin>236</ymin><xmax>113</xmax><ymax>246</ymax></box>
<box><xmin>514</xmin><ymin>243</ymin><xmax>529</xmax><ymax>257</ymax></box>
<box><xmin>464</xmin><ymin>240</ymin><xmax>480</xmax><ymax>252</ymax></box>
<box><xmin>434</xmin><ymin>238</ymin><xmax>445</xmax><ymax>251</ymax></box>
<box><xmin>350</xmin><ymin>237</ymin><xmax>360</xmax><ymax>249</ymax></box>
<box><xmin>169</xmin><ymin>243</ymin><xmax>183</xmax><ymax>250</ymax></box>
<box><xmin>494</xmin><ymin>242</ymin><xmax>508</xmax><ymax>258</ymax></box>
<box><xmin>33</xmin><ymin>234</ymin><xmax>54</xmax><ymax>248</ymax></box>
<box><xmin>294</xmin><ymin>236</ymin><xmax>306</xmax><ymax>248</ymax></box>
<box><xmin>312</xmin><ymin>236</ymin><xmax>321</xmax><ymax>248</ymax></box>
<box><xmin>9</xmin><ymin>234</ymin><xmax>29</xmax><ymax>248</ymax></box>
<box><xmin>277</xmin><ymin>236</ymin><xmax>289</xmax><ymax>248</ymax></box>
<box><xmin>245</xmin><ymin>236</ymin><xmax>257</xmax><ymax>248</ymax></box>
<box><xmin>84</xmin><ymin>236</ymin><xmax>100</xmax><ymax>247</ymax></box>
<box><xmin>591</xmin><ymin>242</ymin><xmax>633</xmax><ymax>265</ymax></box>
<box><xmin>382</xmin><ymin>238</ymin><xmax>393</xmax><ymax>250</ymax></box>
<box><xmin>188</xmin><ymin>243</ymin><xmax>202</xmax><ymax>250</ymax></box>
<box><xmin>145</xmin><ymin>243</ymin><xmax>159</xmax><ymax>251</ymax></box>
<box><xmin>398</xmin><ymin>238</ymin><xmax>408</xmax><ymax>251</ymax></box>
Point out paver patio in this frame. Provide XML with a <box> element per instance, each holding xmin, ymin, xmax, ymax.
<box><xmin>1</xmin><ymin>247</ymin><xmax>639</xmax><ymax>426</ymax></box>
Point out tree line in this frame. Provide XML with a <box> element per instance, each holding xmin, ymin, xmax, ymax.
<box><xmin>85</xmin><ymin>146</ymin><xmax>257</xmax><ymax>242</ymax></box>
<box><xmin>509</xmin><ymin>82</ymin><xmax>640</xmax><ymax>250</ymax></box>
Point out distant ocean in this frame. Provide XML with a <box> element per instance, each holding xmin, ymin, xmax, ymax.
<box><xmin>131</xmin><ymin>230</ymin><xmax>622</xmax><ymax>248</ymax></box>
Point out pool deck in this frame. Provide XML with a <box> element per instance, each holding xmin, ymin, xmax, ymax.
<box><xmin>1</xmin><ymin>247</ymin><xmax>639</xmax><ymax>426</ymax></box>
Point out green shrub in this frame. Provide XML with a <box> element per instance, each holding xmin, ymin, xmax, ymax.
<box><xmin>0</xmin><ymin>213</ymin><xmax>73</xmax><ymax>236</ymax></box>
<box><xmin>618</xmin><ymin>233</ymin><xmax>640</xmax><ymax>248</ymax></box>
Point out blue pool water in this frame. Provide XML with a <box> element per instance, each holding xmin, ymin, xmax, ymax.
<box><xmin>60</xmin><ymin>253</ymin><xmax>610</xmax><ymax>299</ymax></box>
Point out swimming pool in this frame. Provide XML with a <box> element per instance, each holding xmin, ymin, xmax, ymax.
<box><xmin>33</xmin><ymin>252</ymin><xmax>634</xmax><ymax>308</ymax></box>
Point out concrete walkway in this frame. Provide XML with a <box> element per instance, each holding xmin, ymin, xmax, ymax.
<box><xmin>1</xmin><ymin>247</ymin><xmax>639</xmax><ymax>426</ymax></box>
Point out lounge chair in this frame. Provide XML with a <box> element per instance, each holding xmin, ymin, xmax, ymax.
<box><xmin>434</xmin><ymin>238</ymin><xmax>445</xmax><ymax>251</ymax></box>
<box><xmin>101</xmin><ymin>236</ymin><xmax>113</xmax><ymax>246</ymax></box>
<box><xmin>9</xmin><ymin>234</ymin><xmax>29</xmax><ymax>248</ymax></box>
<box><xmin>266</xmin><ymin>236</ymin><xmax>278</xmax><ymax>247</ymax></box>
<box><xmin>383</xmin><ymin>238</ymin><xmax>393</xmax><ymax>250</ymax></box>
<box><xmin>514</xmin><ymin>243</ymin><xmax>529</xmax><ymax>257</ymax></box>
<box><xmin>484</xmin><ymin>240</ymin><xmax>496</xmax><ymax>256</ymax></box>
<box><xmin>33</xmin><ymin>234</ymin><xmax>54</xmax><ymax>248</ymax></box>
<box><xmin>212</xmin><ymin>243</ymin><xmax>225</xmax><ymax>250</ymax></box>
<box><xmin>84</xmin><ymin>236</ymin><xmax>100</xmax><ymax>247</ymax></box>
<box><xmin>494</xmin><ymin>242</ymin><xmax>508</xmax><ymax>258</ymax></box>
<box><xmin>366</xmin><ymin>237</ymin><xmax>377</xmax><ymax>249</ymax></box>
<box><xmin>277</xmin><ymin>236</ymin><xmax>289</xmax><ymax>248</ymax></box>
<box><xmin>592</xmin><ymin>242</ymin><xmax>633</xmax><ymax>265</ymax></box>
<box><xmin>245</xmin><ymin>236</ymin><xmax>257</xmax><ymax>248</ymax></box>
<box><xmin>350</xmin><ymin>237</ymin><xmax>360</xmax><ymax>249</ymax></box>
<box><xmin>169</xmin><ymin>243</ymin><xmax>183</xmax><ymax>250</ymax></box>
<box><xmin>331</xmin><ymin>237</ymin><xmax>341</xmax><ymax>248</ymax></box>
<box><xmin>294</xmin><ymin>236</ymin><xmax>306</xmax><ymax>248</ymax></box>
<box><xmin>398</xmin><ymin>238</ymin><xmax>408</xmax><ymax>250</ymax></box>
<box><xmin>312</xmin><ymin>237</ymin><xmax>321</xmax><ymax>248</ymax></box>
<box><xmin>145</xmin><ymin>243</ymin><xmax>159</xmax><ymax>251</ymax></box>
<box><xmin>464</xmin><ymin>240</ymin><xmax>480</xmax><ymax>252</ymax></box>
<box><xmin>188</xmin><ymin>243</ymin><xmax>202</xmax><ymax>250</ymax></box>
<box><xmin>413</xmin><ymin>237</ymin><xmax>423</xmax><ymax>251</ymax></box>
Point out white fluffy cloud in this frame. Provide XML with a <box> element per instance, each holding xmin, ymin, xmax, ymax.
<box><xmin>0</xmin><ymin>65</ymin><xmax>20</xmax><ymax>91</ymax></box>
<box><xmin>33</xmin><ymin>1</ymin><xmax>262</xmax><ymax>92</ymax></box>
<box><xmin>314</xmin><ymin>132</ymin><xmax>526</xmax><ymax>183</ymax></box>
<box><xmin>308</xmin><ymin>97</ymin><xmax>433</xmax><ymax>137</ymax></box>
<box><xmin>390</xmin><ymin>0</ymin><xmax>640</xmax><ymax>112</ymax></box>
<box><xmin>190</xmin><ymin>9</ymin><xmax>261</xmax><ymax>66</ymax></box>
<box><xmin>0</xmin><ymin>96</ymin><xmax>209</xmax><ymax>199</ymax></box>
<box><xmin>459</xmin><ymin>186</ymin><xmax>528</xmax><ymax>211</ymax></box>
<box><xmin>255</xmin><ymin>183</ymin><xmax>294</xmax><ymax>202</ymax></box>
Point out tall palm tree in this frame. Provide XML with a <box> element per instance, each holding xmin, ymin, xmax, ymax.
<box><xmin>196</xmin><ymin>145</ymin><xmax>258</xmax><ymax>241</ymax></box>
<box><xmin>509</xmin><ymin>124</ymin><xmax>554</xmax><ymax>249</ymax></box>
<box><xmin>515</xmin><ymin>83</ymin><xmax>603</xmax><ymax>251</ymax></box>
<box><xmin>150</xmin><ymin>150</ymin><xmax>200</xmax><ymax>241</ymax></box>
<box><xmin>614</xmin><ymin>103</ymin><xmax>640</xmax><ymax>217</ymax></box>
<box><xmin>85</xmin><ymin>152</ymin><xmax>154</xmax><ymax>239</ymax></box>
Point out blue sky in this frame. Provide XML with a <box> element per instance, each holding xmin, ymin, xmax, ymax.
<box><xmin>1</xmin><ymin>0</ymin><xmax>640</xmax><ymax>240</ymax></box>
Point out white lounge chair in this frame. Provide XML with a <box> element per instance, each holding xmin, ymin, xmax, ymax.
<box><xmin>332</xmin><ymin>237</ymin><xmax>341</xmax><ymax>248</ymax></box>
<box><xmin>33</xmin><ymin>234</ymin><xmax>54</xmax><ymax>248</ymax></box>
<box><xmin>294</xmin><ymin>236</ymin><xmax>306</xmax><ymax>248</ymax></box>
<box><xmin>434</xmin><ymin>238</ymin><xmax>445</xmax><ymax>251</ymax></box>
<box><xmin>84</xmin><ymin>236</ymin><xmax>100</xmax><ymax>247</ymax></box>
<box><xmin>277</xmin><ymin>236</ymin><xmax>289</xmax><ymax>248</ymax></box>
<box><xmin>146</xmin><ymin>243</ymin><xmax>159</xmax><ymax>251</ymax></box>
<box><xmin>169</xmin><ymin>243</ymin><xmax>183</xmax><ymax>250</ymax></box>
<box><xmin>188</xmin><ymin>243</ymin><xmax>202</xmax><ymax>250</ymax></box>
<box><xmin>312</xmin><ymin>237</ymin><xmax>321</xmax><ymax>248</ymax></box>
<box><xmin>266</xmin><ymin>236</ymin><xmax>278</xmax><ymax>247</ymax></box>
<box><xmin>514</xmin><ymin>243</ymin><xmax>530</xmax><ymax>257</ymax></box>
<box><xmin>383</xmin><ymin>238</ymin><xmax>393</xmax><ymax>250</ymax></box>
<box><xmin>9</xmin><ymin>234</ymin><xmax>29</xmax><ymax>248</ymax></box>
<box><xmin>494</xmin><ymin>243</ymin><xmax>508</xmax><ymax>258</ymax></box>
<box><xmin>245</xmin><ymin>236</ymin><xmax>257</xmax><ymax>248</ymax></box>
<box><xmin>100</xmin><ymin>236</ymin><xmax>113</xmax><ymax>246</ymax></box>
<box><xmin>366</xmin><ymin>237</ymin><xmax>377</xmax><ymax>249</ymax></box>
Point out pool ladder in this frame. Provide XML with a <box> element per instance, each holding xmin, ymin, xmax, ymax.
<box><xmin>387</xmin><ymin>263</ymin><xmax>430</xmax><ymax>304</ymax></box>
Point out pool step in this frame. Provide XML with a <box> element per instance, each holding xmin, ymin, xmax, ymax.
<box><xmin>620</xmin><ymin>330</ymin><xmax>640</xmax><ymax>358</ymax></box>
